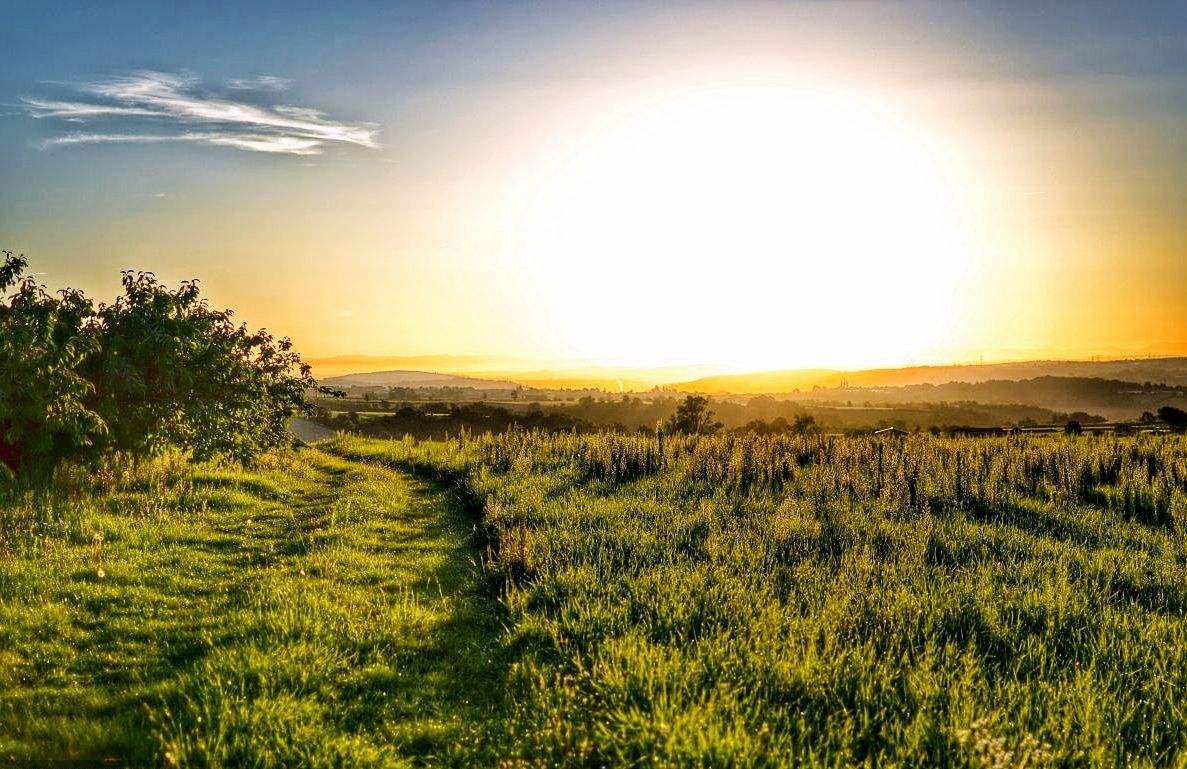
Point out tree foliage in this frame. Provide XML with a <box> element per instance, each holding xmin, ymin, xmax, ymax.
<box><xmin>664</xmin><ymin>395</ymin><xmax>722</xmax><ymax>435</ymax></box>
<box><xmin>0</xmin><ymin>252</ymin><xmax>105</xmax><ymax>476</ymax></box>
<box><xmin>0</xmin><ymin>252</ymin><xmax>333</xmax><ymax>477</ymax></box>
<box><xmin>1159</xmin><ymin>405</ymin><xmax>1187</xmax><ymax>432</ymax></box>
<box><xmin>86</xmin><ymin>270</ymin><xmax>328</xmax><ymax>462</ymax></box>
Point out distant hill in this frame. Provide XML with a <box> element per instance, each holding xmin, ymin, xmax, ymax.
<box><xmin>674</xmin><ymin>357</ymin><xmax>1187</xmax><ymax>394</ymax></box>
<box><xmin>307</xmin><ymin>355</ymin><xmax>516</xmax><ymax>379</ymax></box>
<box><xmin>320</xmin><ymin>370</ymin><xmax>521</xmax><ymax>391</ymax></box>
<box><xmin>316</xmin><ymin>361</ymin><xmax>733</xmax><ymax>392</ymax></box>
<box><xmin>475</xmin><ymin>364</ymin><xmax>732</xmax><ymax>392</ymax></box>
<box><xmin>793</xmin><ymin>376</ymin><xmax>1187</xmax><ymax>421</ymax></box>
<box><xmin>310</xmin><ymin>355</ymin><xmax>733</xmax><ymax>391</ymax></box>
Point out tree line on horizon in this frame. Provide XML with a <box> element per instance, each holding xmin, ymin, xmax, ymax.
<box><xmin>315</xmin><ymin>391</ymin><xmax>1187</xmax><ymax>440</ymax></box>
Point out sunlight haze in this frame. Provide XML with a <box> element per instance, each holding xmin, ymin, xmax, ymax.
<box><xmin>4</xmin><ymin>1</ymin><xmax>1186</xmax><ymax>372</ymax></box>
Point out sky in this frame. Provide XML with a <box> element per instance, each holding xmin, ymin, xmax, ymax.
<box><xmin>2</xmin><ymin>1</ymin><xmax>1186</xmax><ymax>374</ymax></box>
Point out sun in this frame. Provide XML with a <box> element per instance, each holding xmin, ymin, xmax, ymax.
<box><xmin>515</xmin><ymin>82</ymin><xmax>982</xmax><ymax>371</ymax></box>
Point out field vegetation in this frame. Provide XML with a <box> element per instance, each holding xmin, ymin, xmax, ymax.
<box><xmin>4</xmin><ymin>419</ymin><xmax>1187</xmax><ymax>765</ymax></box>
<box><xmin>0</xmin><ymin>449</ymin><xmax>503</xmax><ymax>766</ymax></box>
<box><xmin>326</xmin><ymin>430</ymin><xmax>1187</xmax><ymax>767</ymax></box>
<box><xmin>314</xmin><ymin>396</ymin><xmax>1101</xmax><ymax>440</ymax></box>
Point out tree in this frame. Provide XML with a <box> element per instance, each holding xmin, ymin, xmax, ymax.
<box><xmin>1</xmin><ymin>253</ymin><xmax>336</xmax><ymax>476</ymax></box>
<box><xmin>664</xmin><ymin>396</ymin><xmax>722</xmax><ymax>435</ymax></box>
<box><xmin>1064</xmin><ymin>420</ymin><xmax>1083</xmax><ymax>436</ymax></box>
<box><xmin>792</xmin><ymin>414</ymin><xmax>818</xmax><ymax>435</ymax></box>
<box><xmin>85</xmin><ymin>270</ymin><xmax>334</xmax><ymax>463</ymax></box>
<box><xmin>0</xmin><ymin>252</ymin><xmax>106</xmax><ymax>478</ymax></box>
<box><xmin>1158</xmin><ymin>406</ymin><xmax>1187</xmax><ymax>432</ymax></box>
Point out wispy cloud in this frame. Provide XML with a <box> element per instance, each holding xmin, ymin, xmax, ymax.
<box><xmin>23</xmin><ymin>71</ymin><xmax>378</xmax><ymax>156</ymax></box>
<box><xmin>22</xmin><ymin>98</ymin><xmax>163</xmax><ymax>120</ymax></box>
<box><xmin>41</xmin><ymin>131</ymin><xmax>325</xmax><ymax>155</ymax></box>
<box><xmin>226</xmin><ymin>75</ymin><xmax>293</xmax><ymax>92</ymax></box>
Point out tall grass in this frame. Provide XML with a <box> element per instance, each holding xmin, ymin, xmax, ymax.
<box><xmin>329</xmin><ymin>432</ymin><xmax>1187</xmax><ymax>767</ymax></box>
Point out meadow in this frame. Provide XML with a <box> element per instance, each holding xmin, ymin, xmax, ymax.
<box><xmin>2</xmin><ymin>431</ymin><xmax>1187</xmax><ymax>766</ymax></box>
<box><xmin>0</xmin><ymin>450</ymin><xmax>505</xmax><ymax>767</ymax></box>
<box><xmin>329</xmin><ymin>431</ymin><xmax>1187</xmax><ymax>767</ymax></box>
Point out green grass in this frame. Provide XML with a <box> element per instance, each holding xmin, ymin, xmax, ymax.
<box><xmin>323</xmin><ymin>432</ymin><xmax>1187</xmax><ymax>768</ymax></box>
<box><xmin>0</xmin><ymin>449</ymin><xmax>506</xmax><ymax>767</ymax></box>
<box><xmin>5</xmin><ymin>432</ymin><xmax>1187</xmax><ymax>767</ymax></box>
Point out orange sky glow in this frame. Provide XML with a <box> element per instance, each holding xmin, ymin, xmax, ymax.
<box><xmin>5</xmin><ymin>3</ymin><xmax>1186</xmax><ymax>376</ymax></box>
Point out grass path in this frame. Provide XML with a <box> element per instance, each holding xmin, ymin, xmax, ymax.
<box><xmin>0</xmin><ymin>449</ymin><xmax>505</xmax><ymax>767</ymax></box>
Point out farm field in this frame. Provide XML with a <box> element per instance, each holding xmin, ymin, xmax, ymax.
<box><xmin>3</xmin><ymin>432</ymin><xmax>1187</xmax><ymax>766</ymax></box>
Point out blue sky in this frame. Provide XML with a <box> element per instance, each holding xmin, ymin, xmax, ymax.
<box><xmin>7</xmin><ymin>2</ymin><xmax>1184</xmax><ymax>162</ymax></box>
<box><xmin>2</xmin><ymin>1</ymin><xmax>1186</xmax><ymax>367</ymax></box>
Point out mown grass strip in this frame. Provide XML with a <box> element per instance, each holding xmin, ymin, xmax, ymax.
<box><xmin>0</xmin><ymin>450</ymin><xmax>506</xmax><ymax>767</ymax></box>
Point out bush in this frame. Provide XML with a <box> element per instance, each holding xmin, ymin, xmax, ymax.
<box><xmin>0</xmin><ymin>252</ymin><xmax>106</xmax><ymax>478</ymax></box>
<box><xmin>0</xmin><ymin>252</ymin><xmax>333</xmax><ymax>476</ymax></box>
<box><xmin>1159</xmin><ymin>406</ymin><xmax>1187</xmax><ymax>433</ymax></box>
<box><xmin>86</xmin><ymin>270</ymin><xmax>328</xmax><ymax>462</ymax></box>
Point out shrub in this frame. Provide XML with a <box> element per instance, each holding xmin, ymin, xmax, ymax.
<box><xmin>0</xmin><ymin>252</ymin><xmax>333</xmax><ymax>476</ymax></box>
<box><xmin>86</xmin><ymin>270</ymin><xmax>329</xmax><ymax>463</ymax></box>
<box><xmin>1159</xmin><ymin>406</ymin><xmax>1187</xmax><ymax>433</ymax></box>
<box><xmin>0</xmin><ymin>252</ymin><xmax>106</xmax><ymax>479</ymax></box>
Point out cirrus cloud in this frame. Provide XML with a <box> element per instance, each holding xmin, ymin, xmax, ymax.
<box><xmin>226</xmin><ymin>75</ymin><xmax>293</xmax><ymax>92</ymax></box>
<box><xmin>23</xmin><ymin>71</ymin><xmax>378</xmax><ymax>156</ymax></box>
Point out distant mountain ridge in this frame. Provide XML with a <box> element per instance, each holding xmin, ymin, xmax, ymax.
<box><xmin>316</xmin><ymin>357</ymin><xmax>1187</xmax><ymax>402</ymax></box>
<box><xmin>307</xmin><ymin>355</ymin><xmax>515</xmax><ymax>379</ymax></box>
<box><xmin>317</xmin><ymin>363</ymin><xmax>1187</xmax><ymax>422</ymax></box>
<box><xmin>308</xmin><ymin>356</ymin><xmax>730</xmax><ymax>389</ymax></box>
<box><xmin>320</xmin><ymin>370</ymin><xmax>521</xmax><ymax>391</ymax></box>
<box><xmin>673</xmin><ymin>357</ymin><xmax>1187</xmax><ymax>394</ymax></box>
<box><xmin>792</xmin><ymin>375</ymin><xmax>1187</xmax><ymax>422</ymax></box>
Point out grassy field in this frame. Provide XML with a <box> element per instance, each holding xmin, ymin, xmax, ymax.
<box><xmin>327</xmin><ymin>432</ymin><xmax>1187</xmax><ymax>768</ymax></box>
<box><xmin>0</xmin><ymin>449</ymin><xmax>504</xmax><ymax>767</ymax></box>
<box><xmin>3</xmin><ymin>432</ymin><xmax>1187</xmax><ymax>767</ymax></box>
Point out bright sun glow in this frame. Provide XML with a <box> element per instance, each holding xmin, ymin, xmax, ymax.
<box><xmin>517</xmin><ymin>83</ymin><xmax>982</xmax><ymax>370</ymax></box>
